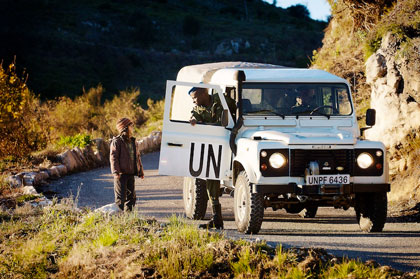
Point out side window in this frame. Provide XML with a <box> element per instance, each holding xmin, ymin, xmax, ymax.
<box><xmin>169</xmin><ymin>85</ymin><xmax>195</xmax><ymax>122</ymax></box>
<box><xmin>337</xmin><ymin>89</ymin><xmax>351</xmax><ymax>115</ymax></box>
<box><xmin>170</xmin><ymin>84</ymin><xmax>228</xmax><ymax>126</ymax></box>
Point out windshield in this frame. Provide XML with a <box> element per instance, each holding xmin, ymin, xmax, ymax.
<box><xmin>241</xmin><ymin>83</ymin><xmax>353</xmax><ymax>117</ymax></box>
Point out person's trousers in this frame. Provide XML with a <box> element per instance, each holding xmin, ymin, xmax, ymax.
<box><xmin>206</xmin><ymin>179</ymin><xmax>221</xmax><ymax>206</ymax></box>
<box><xmin>114</xmin><ymin>174</ymin><xmax>136</xmax><ymax>211</ymax></box>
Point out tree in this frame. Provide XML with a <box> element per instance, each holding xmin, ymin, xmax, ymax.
<box><xmin>287</xmin><ymin>4</ymin><xmax>310</xmax><ymax>19</ymax></box>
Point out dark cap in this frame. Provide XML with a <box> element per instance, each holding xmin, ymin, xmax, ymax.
<box><xmin>188</xmin><ymin>82</ymin><xmax>205</xmax><ymax>95</ymax></box>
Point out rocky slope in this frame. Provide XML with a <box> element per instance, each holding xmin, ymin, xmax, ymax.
<box><xmin>313</xmin><ymin>0</ymin><xmax>420</xmax><ymax>204</ymax></box>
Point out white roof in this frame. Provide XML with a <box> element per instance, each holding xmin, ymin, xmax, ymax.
<box><xmin>176</xmin><ymin>61</ymin><xmax>347</xmax><ymax>85</ymax></box>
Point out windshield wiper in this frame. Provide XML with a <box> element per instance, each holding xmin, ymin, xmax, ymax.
<box><xmin>310</xmin><ymin>110</ymin><xmax>331</xmax><ymax>119</ymax></box>
<box><xmin>246</xmin><ymin>109</ymin><xmax>285</xmax><ymax>119</ymax></box>
<box><xmin>291</xmin><ymin>110</ymin><xmax>331</xmax><ymax>119</ymax></box>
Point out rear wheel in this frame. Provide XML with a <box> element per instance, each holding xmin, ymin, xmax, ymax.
<box><xmin>234</xmin><ymin>171</ymin><xmax>264</xmax><ymax>234</ymax></box>
<box><xmin>183</xmin><ymin>177</ymin><xmax>208</xmax><ymax>220</ymax></box>
<box><xmin>355</xmin><ymin>193</ymin><xmax>387</xmax><ymax>232</ymax></box>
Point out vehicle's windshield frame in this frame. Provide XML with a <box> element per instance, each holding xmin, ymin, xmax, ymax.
<box><xmin>240</xmin><ymin>82</ymin><xmax>353</xmax><ymax>117</ymax></box>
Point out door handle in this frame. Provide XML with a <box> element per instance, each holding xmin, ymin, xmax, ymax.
<box><xmin>167</xmin><ymin>142</ymin><xmax>183</xmax><ymax>147</ymax></box>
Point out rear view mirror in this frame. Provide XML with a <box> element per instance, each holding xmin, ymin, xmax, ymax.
<box><xmin>221</xmin><ymin>109</ymin><xmax>229</xmax><ymax>127</ymax></box>
<box><xmin>366</xmin><ymin>109</ymin><xmax>376</xmax><ymax>127</ymax></box>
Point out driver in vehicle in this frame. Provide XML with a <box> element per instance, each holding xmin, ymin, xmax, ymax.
<box><xmin>188</xmin><ymin>86</ymin><xmax>236</xmax><ymax>229</ymax></box>
<box><xmin>291</xmin><ymin>88</ymin><xmax>316</xmax><ymax>113</ymax></box>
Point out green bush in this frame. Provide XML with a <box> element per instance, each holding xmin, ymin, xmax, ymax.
<box><xmin>57</xmin><ymin>134</ymin><xmax>92</xmax><ymax>149</ymax></box>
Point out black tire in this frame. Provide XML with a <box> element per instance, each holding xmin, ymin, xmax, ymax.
<box><xmin>234</xmin><ymin>171</ymin><xmax>264</xmax><ymax>234</ymax></box>
<box><xmin>183</xmin><ymin>177</ymin><xmax>208</xmax><ymax>220</ymax></box>
<box><xmin>355</xmin><ymin>192</ymin><xmax>387</xmax><ymax>232</ymax></box>
<box><xmin>299</xmin><ymin>206</ymin><xmax>318</xmax><ymax>218</ymax></box>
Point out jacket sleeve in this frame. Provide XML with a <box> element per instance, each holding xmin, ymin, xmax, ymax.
<box><xmin>135</xmin><ymin>140</ymin><xmax>144</xmax><ymax>177</ymax></box>
<box><xmin>138</xmin><ymin>156</ymin><xmax>144</xmax><ymax>177</ymax></box>
<box><xmin>110</xmin><ymin>138</ymin><xmax>121</xmax><ymax>175</ymax></box>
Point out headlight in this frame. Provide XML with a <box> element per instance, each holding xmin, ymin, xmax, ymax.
<box><xmin>357</xmin><ymin>152</ymin><xmax>374</xmax><ymax>169</ymax></box>
<box><xmin>269</xmin><ymin>153</ymin><xmax>286</xmax><ymax>168</ymax></box>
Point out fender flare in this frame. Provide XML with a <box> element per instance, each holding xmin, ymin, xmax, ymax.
<box><xmin>233</xmin><ymin>157</ymin><xmax>257</xmax><ymax>186</ymax></box>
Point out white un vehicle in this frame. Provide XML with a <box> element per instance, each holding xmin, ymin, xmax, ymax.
<box><xmin>159</xmin><ymin>62</ymin><xmax>390</xmax><ymax>234</ymax></box>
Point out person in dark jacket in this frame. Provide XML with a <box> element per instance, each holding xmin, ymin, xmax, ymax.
<box><xmin>110</xmin><ymin>117</ymin><xmax>144</xmax><ymax>211</ymax></box>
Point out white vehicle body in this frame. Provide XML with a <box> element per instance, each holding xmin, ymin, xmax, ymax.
<box><xmin>159</xmin><ymin>62</ymin><xmax>390</xmax><ymax>234</ymax></box>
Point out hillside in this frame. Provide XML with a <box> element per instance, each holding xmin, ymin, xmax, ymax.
<box><xmin>312</xmin><ymin>0</ymin><xmax>420</xmax><ymax>206</ymax></box>
<box><xmin>0</xmin><ymin>0</ymin><xmax>326</xmax><ymax>103</ymax></box>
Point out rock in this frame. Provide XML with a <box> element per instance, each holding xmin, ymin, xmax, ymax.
<box><xmin>365</xmin><ymin>53</ymin><xmax>387</xmax><ymax>84</ymax></box>
<box><xmin>93</xmin><ymin>138</ymin><xmax>110</xmax><ymax>166</ymax></box>
<box><xmin>38</xmin><ymin>171</ymin><xmax>50</xmax><ymax>182</ymax></box>
<box><xmin>366</xmin><ymin>32</ymin><xmax>420</xmax><ymax>152</ymax></box>
<box><xmin>73</xmin><ymin>147</ymin><xmax>89</xmax><ymax>168</ymax></box>
<box><xmin>94</xmin><ymin>203</ymin><xmax>121</xmax><ymax>215</ymax></box>
<box><xmin>23</xmin><ymin>172</ymin><xmax>43</xmax><ymax>186</ymax></box>
<box><xmin>47</xmin><ymin>166</ymin><xmax>61</xmax><ymax>178</ymax></box>
<box><xmin>137</xmin><ymin>139</ymin><xmax>145</xmax><ymax>154</ymax></box>
<box><xmin>59</xmin><ymin>149</ymin><xmax>79</xmax><ymax>172</ymax></box>
<box><xmin>56</xmin><ymin>165</ymin><xmax>68</xmax><ymax>176</ymax></box>
<box><xmin>7</xmin><ymin>175</ymin><xmax>23</xmax><ymax>188</ymax></box>
<box><xmin>22</xmin><ymin>186</ymin><xmax>39</xmax><ymax>195</ymax></box>
<box><xmin>70</xmin><ymin>148</ymin><xmax>85</xmax><ymax>170</ymax></box>
<box><xmin>82</xmin><ymin>145</ymin><xmax>97</xmax><ymax>168</ymax></box>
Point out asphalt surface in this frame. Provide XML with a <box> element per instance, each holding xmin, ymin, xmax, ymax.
<box><xmin>47</xmin><ymin>152</ymin><xmax>420</xmax><ymax>272</ymax></box>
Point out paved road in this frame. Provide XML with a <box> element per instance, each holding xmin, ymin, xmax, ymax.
<box><xmin>47</xmin><ymin>152</ymin><xmax>420</xmax><ymax>272</ymax></box>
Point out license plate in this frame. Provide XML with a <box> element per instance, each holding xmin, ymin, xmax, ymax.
<box><xmin>306</xmin><ymin>174</ymin><xmax>350</xmax><ymax>185</ymax></box>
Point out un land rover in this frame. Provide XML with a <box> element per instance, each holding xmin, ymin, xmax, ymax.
<box><xmin>158</xmin><ymin>62</ymin><xmax>390</xmax><ymax>234</ymax></box>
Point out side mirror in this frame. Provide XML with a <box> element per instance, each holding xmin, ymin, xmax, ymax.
<box><xmin>366</xmin><ymin>109</ymin><xmax>376</xmax><ymax>127</ymax></box>
<box><xmin>221</xmin><ymin>109</ymin><xmax>229</xmax><ymax>127</ymax></box>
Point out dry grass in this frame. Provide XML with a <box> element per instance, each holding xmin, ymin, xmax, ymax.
<box><xmin>0</xmin><ymin>202</ymin><xmax>417</xmax><ymax>278</ymax></box>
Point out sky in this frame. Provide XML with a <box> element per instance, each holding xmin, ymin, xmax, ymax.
<box><xmin>269</xmin><ymin>0</ymin><xmax>331</xmax><ymax>21</ymax></box>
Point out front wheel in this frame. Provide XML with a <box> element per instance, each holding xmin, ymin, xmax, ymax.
<box><xmin>183</xmin><ymin>177</ymin><xmax>208</xmax><ymax>220</ymax></box>
<box><xmin>234</xmin><ymin>171</ymin><xmax>264</xmax><ymax>234</ymax></box>
<box><xmin>355</xmin><ymin>192</ymin><xmax>387</xmax><ymax>232</ymax></box>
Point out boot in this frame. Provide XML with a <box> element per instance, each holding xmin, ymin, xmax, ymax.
<box><xmin>199</xmin><ymin>204</ymin><xmax>224</xmax><ymax>229</ymax></box>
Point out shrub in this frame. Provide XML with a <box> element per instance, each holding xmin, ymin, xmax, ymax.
<box><xmin>101</xmin><ymin>88</ymin><xmax>147</xmax><ymax>138</ymax></box>
<box><xmin>287</xmin><ymin>4</ymin><xmax>310</xmax><ymax>19</ymax></box>
<box><xmin>44</xmin><ymin>85</ymin><xmax>105</xmax><ymax>141</ymax></box>
<box><xmin>57</xmin><ymin>134</ymin><xmax>92</xmax><ymax>149</ymax></box>
<box><xmin>0</xmin><ymin>61</ymin><xmax>46</xmax><ymax>160</ymax></box>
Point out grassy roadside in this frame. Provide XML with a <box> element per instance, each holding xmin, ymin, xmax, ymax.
<box><xmin>0</xmin><ymin>201</ymin><xmax>418</xmax><ymax>279</ymax></box>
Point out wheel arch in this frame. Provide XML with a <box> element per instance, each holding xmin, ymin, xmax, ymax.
<box><xmin>233</xmin><ymin>159</ymin><xmax>257</xmax><ymax>186</ymax></box>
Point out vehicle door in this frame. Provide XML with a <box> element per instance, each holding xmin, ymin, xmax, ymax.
<box><xmin>158</xmin><ymin>81</ymin><xmax>235</xmax><ymax>180</ymax></box>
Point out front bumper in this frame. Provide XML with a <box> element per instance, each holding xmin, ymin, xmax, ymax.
<box><xmin>252</xmin><ymin>183</ymin><xmax>390</xmax><ymax>195</ymax></box>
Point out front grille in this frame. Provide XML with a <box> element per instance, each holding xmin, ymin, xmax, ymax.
<box><xmin>290</xmin><ymin>149</ymin><xmax>354</xmax><ymax>177</ymax></box>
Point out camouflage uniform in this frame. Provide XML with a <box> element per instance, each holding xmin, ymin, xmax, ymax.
<box><xmin>192</xmin><ymin>93</ymin><xmax>236</xmax><ymax>229</ymax></box>
<box><xmin>191</xmin><ymin>93</ymin><xmax>236</xmax><ymax>207</ymax></box>
<box><xmin>191</xmin><ymin>93</ymin><xmax>236</xmax><ymax>126</ymax></box>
